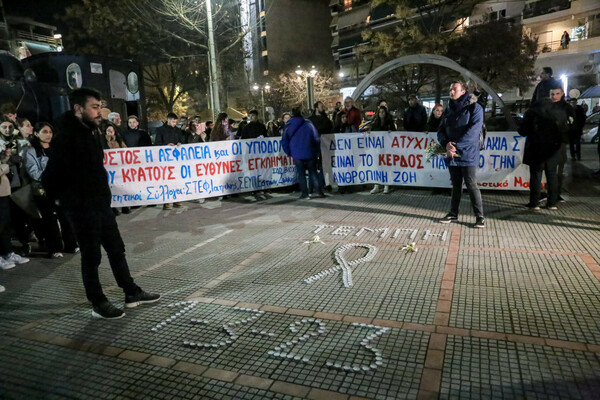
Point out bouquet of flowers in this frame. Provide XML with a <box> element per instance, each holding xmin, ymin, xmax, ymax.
<box><xmin>424</xmin><ymin>141</ymin><xmax>459</xmax><ymax>163</ymax></box>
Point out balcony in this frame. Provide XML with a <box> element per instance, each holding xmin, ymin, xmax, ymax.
<box><xmin>523</xmin><ymin>0</ymin><xmax>571</xmax><ymax>20</ymax></box>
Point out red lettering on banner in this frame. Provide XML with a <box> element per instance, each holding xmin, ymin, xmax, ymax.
<box><xmin>391</xmin><ymin>136</ymin><xmax>400</xmax><ymax>148</ymax></box>
<box><xmin>121</xmin><ymin>166</ymin><xmax>177</xmax><ymax>183</ymax></box>
<box><xmin>378</xmin><ymin>154</ymin><xmax>424</xmax><ymax>169</ymax></box>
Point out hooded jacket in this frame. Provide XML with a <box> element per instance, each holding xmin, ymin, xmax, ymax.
<box><xmin>437</xmin><ymin>91</ymin><xmax>484</xmax><ymax>167</ymax></box>
<box><xmin>42</xmin><ymin>111</ymin><xmax>112</xmax><ymax>211</ymax></box>
<box><xmin>282</xmin><ymin>116</ymin><xmax>320</xmax><ymax>160</ymax></box>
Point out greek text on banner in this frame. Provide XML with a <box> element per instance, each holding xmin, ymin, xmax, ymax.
<box><xmin>320</xmin><ymin>131</ymin><xmax>530</xmax><ymax>190</ymax></box>
<box><xmin>105</xmin><ymin>138</ymin><xmax>297</xmax><ymax>206</ymax></box>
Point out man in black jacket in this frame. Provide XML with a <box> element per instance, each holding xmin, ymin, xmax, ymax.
<box><xmin>531</xmin><ymin>67</ymin><xmax>561</xmax><ymax>105</ymax></box>
<box><xmin>239</xmin><ymin>110</ymin><xmax>266</xmax><ymax>139</ymax></box>
<box><xmin>518</xmin><ymin>84</ymin><xmax>572</xmax><ymax>210</ymax></box>
<box><xmin>42</xmin><ymin>88</ymin><xmax>160</xmax><ymax>319</ymax></box>
<box><xmin>155</xmin><ymin>112</ymin><xmax>183</xmax><ymax>146</ymax></box>
<box><xmin>154</xmin><ymin>112</ymin><xmax>183</xmax><ymax>210</ymax></box>
<box><xmin>403</xmin><ymin>95</ymin><xmax>427</xmax><ymax>132</ymax></box>
<box><xmin>121</xmin><ymin>115</ymin><xmax>152</xmax><ymax>148</ymax></box>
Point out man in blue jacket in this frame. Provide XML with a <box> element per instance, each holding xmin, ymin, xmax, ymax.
<box><xmin>282</xmin><ymin>107</ymin><xmax>324</xmax><ymax>199</ymax></box>
<box><xmin>437</xmin><ymin>81</ymin><xmax>485</xmax><ymax>228</ymax></box>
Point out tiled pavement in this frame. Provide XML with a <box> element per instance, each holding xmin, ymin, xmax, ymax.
<box><xmin>1</xmin><ymin>147</ymin><xmax>600</xmax><ymax>399</ymax></box>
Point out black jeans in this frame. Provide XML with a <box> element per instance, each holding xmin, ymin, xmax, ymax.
<box><xmin>64</xmin><ymin>205</ymin><xmax>138</xmax><ymax>305</ymax></box>
<box><xmin>9</xmin><ymin>197</ymin><xmax>30</xmax><ymax>246</ymax></box>
<box><xmin>34</xmin><ymin>195</ymin><xmax>77</xmax><ymax>254</ymax></box>
<box><xmin>568</xmin><ymin>136</ymin><xmax>581</xmax><ymax>160</ymax></box>
<box><xmin>448</xmin><ymin>166</ymin><xmax>483</xmax><ymax>218</ymax></box>
<box><xmin>0</xmin><ymin>196</ymin><xmax>11</xmax><ymax>256</ymax></box>
<box><xmin>294</xmin><ymin>158</ymin><xmax>320</xmax><ymax>197</ymax></box>
<box><xmin>529</xmin><ymin>149</ymin><xmax>560</xmax><ymax>207</ymax></box>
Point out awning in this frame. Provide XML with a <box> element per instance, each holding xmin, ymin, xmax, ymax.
<box><xmin>580</xmin><ymin>85</ymin><xmax>600</xmax><ymax>99</ymax></box>
<box><xmin>337</xmin><ymin>5</ymin><xmax>370</xmax><ymax>30</ymax></box>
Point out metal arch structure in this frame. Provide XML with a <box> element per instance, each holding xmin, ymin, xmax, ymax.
<box><xmin>351</xmin><ymin>54</ymin><xmax>517</xmax><ymax>130</ymax></box>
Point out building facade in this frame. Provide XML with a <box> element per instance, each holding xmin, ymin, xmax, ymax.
<box><xmin>240</xmin><ymin>0</ymin><xmax>333</xmax><ymax>85</ymax></box>
<box><xmin>0</xmin><ymin>13</ymin><xmax>63</xmax><ymax>59</ymax></box>
<box><xmin>329</xmin><ymin>0</ymin><xmax>600</xmax><ymax>105</ymax></box>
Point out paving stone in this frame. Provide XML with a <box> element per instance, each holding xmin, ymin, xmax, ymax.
<box><xmin>2</xmin><ymin>186</ymin><xmax>600</xmax><ymax>399</ymax></box>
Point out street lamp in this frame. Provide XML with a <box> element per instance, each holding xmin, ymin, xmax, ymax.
<box><xmin>252</xmin><ymin>83</ymin><xmax>270</xmax><ymax>121</ymax></box>
<box><xmin>295</xmin><ymin>65</ymin><xmax>317</xmax><ymax>110</ymax></box>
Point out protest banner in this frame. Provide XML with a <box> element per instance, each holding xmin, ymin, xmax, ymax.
<box><xmin>105</xmin><ymin>138</ymin><xmax>297</xmax><ymax>206</ymax></box>
<box><xmin>320</xmin><ymin>131</ymin><xmax>531</xmax><ymax>190</ymax></box>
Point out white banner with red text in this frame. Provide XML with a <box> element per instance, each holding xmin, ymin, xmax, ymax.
<box><xmin>320</xmin><ymin>131</ymin><xmax>531</xmax><ymax>190</ymax></box>
<box><xmin>105</xmin><ymin>138</ymin><xmax>297</xmax><ymax>207</ymax></box>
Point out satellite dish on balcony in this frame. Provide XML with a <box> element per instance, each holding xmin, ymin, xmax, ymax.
<box><xmin>569</xmin><ymin>89</ymin><xmax>580</xmax><ymax>99</ymax></box>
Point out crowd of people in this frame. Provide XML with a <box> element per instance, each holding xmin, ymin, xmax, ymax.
<box><xmin>1</xmin><ymin>71</ymin><xmax>598</xmax><ymax>302</ymax></box>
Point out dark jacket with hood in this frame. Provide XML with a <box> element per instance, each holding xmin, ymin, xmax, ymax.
<box><xmin>518</xmin><ymin>98</ymin><xmax>572</xmax><ymax>165</ymax></box>
<box><xmin>42</xmin><ymin>111</ymin><xmax>112</xmax><ymax>211</ymax></box>
<box><xmin>437</xmin><ymin>92</ymin><xmax>484</xmax><ymax>167</ymax></box>
<box><xmin>154</xmin><ymin>123</ymin><xmax>183</xmax><ymax>146</ymax></box>
<box><xmin>282</xmin><ymin>117</ymin><xmax>320</xmax><ymax>160</ymax></box>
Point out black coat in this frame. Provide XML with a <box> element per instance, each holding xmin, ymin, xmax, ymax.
<box><xmin>518</xmin><ymin>99</ymin><xmax>572</xmax><ymax>165</ymax></box>
<box><xmin>308</xmin><ymin>112</ymin><xmax>333</xmax><ymax>135</ymax></box>
<box><xmin>240</xmin><ymin>121</ymin><xmax>267</xmax><ymax>139</ymax></box>
<box><xmin>403</xmin><ymin>104</ymin><xmax>427</xmax><ymax>132</ymax></box>
<box><xmin>122</xmin><ymin>128</ymin><xmax>152</xmax><ymax>147</ymax></box>
<box><xmin>42</xmin><ymin>111</ymin><xmax>112</xmax><ymax>211</ymax></box>
<box><xmin>154</xmin><ymin>123</ymin><xmax>183</xmax><ymax>146</ymax></box>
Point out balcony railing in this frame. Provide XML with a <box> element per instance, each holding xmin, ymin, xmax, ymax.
<box><xmin>523</xmin><ymin>0</ymin><xmax>571</xmax><ymax>19</ymax></box>
<box><xmin>13</xmin><ymin>30</ymin><xmax>61</xmax><ymax>46</ymax></box>
<box><xmin>537</xmin><ymin>31</ymin><xmax>599</xmax><ymax>53</ymax></box>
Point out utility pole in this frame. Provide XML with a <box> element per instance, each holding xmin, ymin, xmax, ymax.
<box><xmin>206</xmin><ymin>0</ymin><xmax>221</xmax><ymax>114</ymax></box>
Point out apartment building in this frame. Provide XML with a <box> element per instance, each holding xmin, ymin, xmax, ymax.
<box><xmin>330</xmin><ymin>0</ymin><xmax>600</xmax><ymax>104</ymax></box>
<box><xmin>240</xmin><ymin>0</ymin><xmax>332</xmax><ymax>85</ymax></box>
<box><xmin>0</xmin><ymin>13</ymin><xmax>63</xmax><ymax>60</ymax></box>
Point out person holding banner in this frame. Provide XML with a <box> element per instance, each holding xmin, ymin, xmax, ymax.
<box><xmin>42</xmin><ymin>88</ymin><xmax>160</xmax><ymax>319</ymax></box>
<box><xmin>155</xmin><ymin>112</ymin><xmax>184</xmax><ymax>210</ymax></box>
<box><xmin>282</xmin><ymin>107</ymin><xmax>324</xmax><ymax>199</ymax></box>
<box><xmin>437</xmin><ymin>81</ymin><xmax>485</xmax><ymax>229</ymax></box>
<box><xmin>370</xmin><ymin>105</ymin><xmax>397</xmax><ymax>195</ymax></box>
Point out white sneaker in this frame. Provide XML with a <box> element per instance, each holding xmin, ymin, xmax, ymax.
<box><xmin>370</xmin><ymin>185</ymin><xmax>382</xmax><ymax>194</ymax></box>
<box><xmin>0</xmin><ymin>284</ymin><xmax>5</xmax><ymax>293</ymax></box>
<box><xmin>51</xmin><ymin>252</ymin><xmax>64</xmax><ymax>258</ymax></box>
<box><xmin>196</xmin><ymin>199</ymin><xmax>206</xmax><ymax>204</ymax></box>
<box><xmin>0</xmin><ymin>258</ymin><xmax>16</xmax><ymax>270</ymax></box>
<box><xmin>383</xmin><ymin>185</ymin><xmax>390</xmax><ymax>194</ymax></box>
<box><xmin>4</xmin><ymin>252</ymin><xmax>29</xmax><ymax>265</ymax></box>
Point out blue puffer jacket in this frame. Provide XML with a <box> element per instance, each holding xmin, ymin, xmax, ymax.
<box><xmin>437</xmin><ymin>92</ymin><xmax>483</xmax><ymax>167</ymax></box>
<box><xmin>282</xmin><ymin>116</ymin><xmax>320</xmax><ymax>160</ymax></box>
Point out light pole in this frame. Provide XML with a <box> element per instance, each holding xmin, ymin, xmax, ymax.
<box><xmin>295</xmin><ymin>66</ymin><xmax>317</xmax><ymax>111</ymax></box>
<box><xmin>252</xmin><ymin>83</ymin><xmax>270</xmax><ymax>122</ymax></box>
<box><xmin>206</xmin><ymin>0</ymin><xmax>221</xmax><ymax>114</ymax></box>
